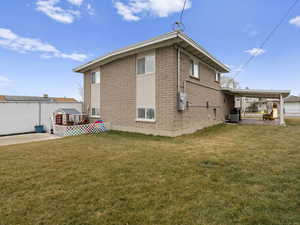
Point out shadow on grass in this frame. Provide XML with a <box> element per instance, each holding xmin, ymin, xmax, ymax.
<box><xmin>286</xmin><ymin>118</ymin><xmax>300</xmax><ymax>126</ymax></box>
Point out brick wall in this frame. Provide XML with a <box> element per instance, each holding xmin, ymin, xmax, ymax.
<box><xmin>83</xmin><ymin>45</ymin><xmax>233</xmax><ymax>136</ymax></box>
<box><xmin>172</xmin><ymin>51</ymin><xmax>232</xmax><ymax>134</ymax></box>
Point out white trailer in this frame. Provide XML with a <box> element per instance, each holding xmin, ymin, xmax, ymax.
<box><xmin>0</xmin><ymin>102</ymin><xmax>82</xmax><ymax>136</ymax></box>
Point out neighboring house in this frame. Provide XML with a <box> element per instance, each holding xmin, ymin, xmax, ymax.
<box><xmin>237</xmin><ymin>98</ymin><xmax>279</xmax><ymax>113</ymax></box>
<box><xmin>0</xmin><ymin>94</ymin><xmax>82</xmax><ymax>135</ymax></box>
<box><xmin>74</xmin><ymin>31</ymin><xmax>235</xmax><ymax>136</ymax></box>
<box><xmin>284</xmin><ymin>95</ymin><xmax>300</xmax><ymax>117</ymax></box>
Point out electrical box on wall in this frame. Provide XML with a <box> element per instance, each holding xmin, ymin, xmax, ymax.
<box><xmin>177</xmin><ymin>92</ymin><xmax>187</xmax><ymax>111</ymax></box>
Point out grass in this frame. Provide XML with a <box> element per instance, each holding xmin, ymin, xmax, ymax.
<box><xmin>286</xmin><ymin>117</ymin><xmax>300</xmax><ymax>126</ymax></box>
<box><xmin>0</xmin><ymin>122</ymin><xmax>300</xmax><ymax>225</ymax></box>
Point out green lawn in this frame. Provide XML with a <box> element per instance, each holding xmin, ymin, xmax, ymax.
<box><xmin>0</xmin><ymin>121</ymin><xmax>300</xmax><ymax>225</ymax></box>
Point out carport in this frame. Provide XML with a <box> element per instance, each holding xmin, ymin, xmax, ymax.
<box><xmin>222</xmin><ymin>88</ymin><xmax>290</xmax><ymax>125</ymax></box>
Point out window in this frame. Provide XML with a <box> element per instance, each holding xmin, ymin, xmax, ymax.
<box><xmin>190</xmin><ymin>59</ymin><xmax>199</xmax><ymax>78</ymax></box>
<box><xmin>137</xmin><ymin>55</ymin><xmax>155</xmax><ymax>75</ymax></box>
<box><xmin>215</xmin><ymin>72</ymin><xmax>221</xmax><ymax>82</ymax></box>
<box><xmin>91</xmin><ymin>71</ymin><xmax>100</xmax><ymax>84</ymax></box>
<box><xmin>91</xmin><ymin>107</ymin><xmax>100</xmax><ymax>117</ymax></box>
<box><xmin>137</xmin><ymin>108</ymin><xmax>155</xmax><ymax>121</ymax></box>
<box><xmin>138</xmin><ymin>108</ymin><xmax>146</xmax><ymax>119</ymax></box>
<box><xmin>146</xmin><ymin>108</ymin><xmax>155</xmax><ymax>120</ymax></box>
<box><xmin>213</xmin><ymin>108</ymin><xmax>217</xmax><ymax>120</ymax></box>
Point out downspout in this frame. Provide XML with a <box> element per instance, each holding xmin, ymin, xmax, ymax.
<box><xmin>177</xmin><ymin>46</ymin><xmax>181</xmax><ymax>94</ymax></box>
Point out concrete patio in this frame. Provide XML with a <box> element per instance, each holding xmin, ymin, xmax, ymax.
<box><xmin>240</xmin><ymin>118</ymin><xmax>280</xmax><ymax>126</ymax></box>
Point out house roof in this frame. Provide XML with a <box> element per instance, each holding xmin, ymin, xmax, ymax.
<box><xmin>285</xmin><ymin>95</ymin><xmax>300</xmax><ymax>103</ymax></box>
<box><xmin>73</xmin><ymin>31</ymin><xmax>230</xmax><ymax>73</ymax></box>
<box><xmin>0</xmin><ymin>95</ymin><xmax>78</xmax><ymax>103</ymax></box>
<box><xmin>222</xmin><ymin>88</ymin><xmax>291</xmax><ymax>99</ymax></box>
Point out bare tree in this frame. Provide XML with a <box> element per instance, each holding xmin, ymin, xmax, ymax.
<box><xmin>77</xmin><ymin>83</ymin><xmax>84</xmax><ymax>101</ymax></box>
<box><xmin>221</xmin><ymin>76</ymin><xmax>240</xmax><ymax>89</ymax></box>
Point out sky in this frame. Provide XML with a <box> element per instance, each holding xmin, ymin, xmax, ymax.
<box><xmin>0</xmin><ymin>0</ymin><xmax>300</xmax><ymax>100</ymax></box>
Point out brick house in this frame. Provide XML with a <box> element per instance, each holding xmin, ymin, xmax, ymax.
<box><xmin>74</xmin><ymin>31</ymin><xmax>235</xmax><ymax>136</ymax></box>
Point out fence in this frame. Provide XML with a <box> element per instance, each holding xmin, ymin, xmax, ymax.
<box><xmin>0</xmin><ymin>102</ymin><xmax>82</xmax><ymax>135</ymax></box>
<box><xmin>53</xmin><ymin>122</ymin><xmax>111</xmax><ymax>137</ymax></box>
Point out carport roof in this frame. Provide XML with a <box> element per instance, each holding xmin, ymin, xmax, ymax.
<box><xmin>222</xmin><ymin>88</ymin><xmax>290</xmax><ymax>98</ymax></box>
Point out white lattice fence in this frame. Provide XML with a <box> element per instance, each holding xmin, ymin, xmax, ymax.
<box><xmin>54</xmin><ymin>123</ymin><xmax>110</xmax><ymax>137</ymax></box>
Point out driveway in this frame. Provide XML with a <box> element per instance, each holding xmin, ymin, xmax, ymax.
<box><xmin>0</xmin><ymin>133</ymin><xmax>61</xmax><ymax>147</ymax></box>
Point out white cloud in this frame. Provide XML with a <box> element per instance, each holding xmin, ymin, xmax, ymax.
<box><xmin>245</xmin><ymin>48</ymin><xmax>266</xmax><ymax>56</ymax></box>
<box><xmin>0</xmin><ymin>28</ymin><xmax>88</xmax><ymax>61</ymax></box>
<box><xmin>289</xmin><ymin>16</ymin><xmax>300</xmax><ymax>27</ymax></box>
<box><xmin>36</xmin><ymin>0</ymin><xmax>81</xmax><ymax>23</ymax></box>
<box><xmin>114</xmin><ymin>1</ymin><xmax>140</xmax><ymax>21</ymax></box>
<box><xmin>113</xmin><ymin>0</ymin><xmax>192</xmax><ymax>21</ymax></box>
<box><xmin>86</xmin><ymin>3</ymin><xmax>95</xmax><ymax>16</ymax></box>
<box><xmin>67</xmin><ymin>0</ymin><xmax>85</xmax><ymax>6</ymax></box>
<box><xmin>0</xmin><ymin>76</ymin><xmax>12</xmax><ymax>87</ymax></box>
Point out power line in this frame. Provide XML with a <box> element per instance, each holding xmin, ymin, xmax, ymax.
<box><xmin>232</xmin><ymin>0</ymin><xmax>299</xmax><ymax>80</ymax></box>
<box><xmin>180</xmin><ymin>0</ymin><xmax>188</xmax><ymax>24</ymax></box>
<box><xmin>173</xmin><ymin>0</ymin><xmax>188</xmax><ymax>31</ymax></box>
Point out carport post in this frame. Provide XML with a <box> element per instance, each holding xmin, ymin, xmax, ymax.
<box><xmin>280</xmin><ymin>94</ymin><xmax>285</xmax><ymax>126</ymax></box>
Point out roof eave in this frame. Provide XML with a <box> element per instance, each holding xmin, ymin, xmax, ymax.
<box><xmin>222</xmin><ymin>88</ymin><xmax>291</xmax><ymax>98</ymax></box>
<box><xmin>73</xmin><ymin>31</ymin><xmax>230</xmax><ymax>73</ymax></box>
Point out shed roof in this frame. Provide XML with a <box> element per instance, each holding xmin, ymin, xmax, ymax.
<box><xmin>73</xmin><ymin>31</ymin><xmax>230</xmax><ymax>73</ymax></box>
<box><xmin>284</xmin><ymin>95</ymin><xmax>300</xmax><ymax>103</ymax></box>
<box><xmin>54</xmin><ymin>108</ymin><xmax>82</xmax><ymax>115</ymax></box>
<box><xmin>222</xmin><ymin>88</ymin><xmax>290</xmax><ymax>98</ymax></box>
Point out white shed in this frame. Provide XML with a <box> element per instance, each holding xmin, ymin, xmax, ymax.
<box><xmin>284</xmin><ymin>95</ymin><xmax>300</xmax><ymax>117</ymax></box>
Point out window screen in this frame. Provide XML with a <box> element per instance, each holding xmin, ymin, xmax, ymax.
<box><xmin>138</xmin><ymin>108</ymin><xmax>146</xmax><ymax>119</ymax></box>
<box><xmin>215</xmin><ymin>72</ymin><xmax>220</xmax><ymax>82</ymax></box>
<box><xmin>91</xmin><ymin>72</ymin><xmax>96</xmax><ymax>84</ymax></box>
<box><xmin>95</xmin><ymin>71</ymin><xmax>100</xmax><ymax>83</ymax></box>
<box><xmin>146</xmin><ymin>108</ymin><xmax>155</xmax><ymax>120</ymax></box>
<box><xmin>190</xmin><ymin>59</ymin><xmax>199</xmax><ymax>78</ymax></box>
<box><xmin>91</xmin><ymin>71</ymin><xmax>100</xmax><ymax>84</ymax></box>
<box><xmin>137</xmin><ymin>58</ymin><xmax>146</xmax><ymax>75</ymax></box>
<box><xmin>145</xmin><ymin>55</ymin><xmax>155</xmax><ymax>73</ymax></box>
<box><xmin>213</xmin><ymin>108</ymin><xmax>217</xmax><ymax>120</ymax></box>
<box><xmin>92</xmin><ymin>108</ymin><xmax>100</xmax><ymax>116</ymax></box>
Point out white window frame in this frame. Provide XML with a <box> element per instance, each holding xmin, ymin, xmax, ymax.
<box><xmin>136</xmin><ymin>107</ymin><xmax>156</xmax><ymax>122</ymax></box>
<box><xmin>189</xmin><ymin>58</ymin><xmax>199</xmax><ymax>79</ymax></box>
<box><xmin>215</xmin><ymin>71</ymin><xmax>221</xmax><ymax>82</ymax></box>
<box><xmin>136</xmin><ymin>54</ymin><xmax>155</xmax><ymax>76</ymax></box>
<box><xmin>91</xmin><ymin>107</ymin><xmax>100</xmax><ymax>118</ymax></box>
<box><xmin>91</xmin><ymin>71</ymin><xmax>100</xmax><ymax>84</ymax></box>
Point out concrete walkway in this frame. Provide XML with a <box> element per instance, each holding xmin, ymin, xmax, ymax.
<box><xmin>0</xmin><ymin>133</ymin><xmax>61</xmax><ymax>147</ymax></box>
<box><xmin>240</xmin><ymin>118</ymin><xmax>280</xmax><ymax>126</ymax></box>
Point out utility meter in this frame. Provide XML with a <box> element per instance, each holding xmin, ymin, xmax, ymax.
<box><xmin>177</xmin><ymin>92</ymin><xmax>187</xmax><ymax>111</ymax></box>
